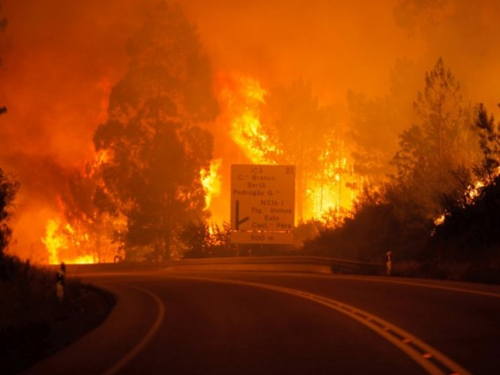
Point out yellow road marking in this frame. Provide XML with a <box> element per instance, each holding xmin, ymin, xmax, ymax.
<box><xmin>174</xmin><ymin>275</ymin><xmax>472</xmax><ymax>375</ymax></box>
<box><xmin>324</xmin><ymin>275</ymin><xmax>500</xmax><ymax>299</ymax></box>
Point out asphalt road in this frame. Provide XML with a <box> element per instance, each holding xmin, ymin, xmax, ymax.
<box><xmin>22</xmin><ymin>270</ymin><xmax>500</xmax><ymax>375</ymax></box>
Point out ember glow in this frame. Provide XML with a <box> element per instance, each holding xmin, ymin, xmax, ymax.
<box><xmin>309</xmin><ymin>154</ymin><xmax>352</xmax><ymax>219</ymax></box>
<box><xmin>94</xmin><ymin>149</ymin><xmax>111</xmax><ymax>168</ymax></box>
<box><xmin>217</xmin><ymin>73</ymin><xmax>281</xmax><ymax>165</ymax></box>
<box><xmin>41</xmin><ymin>219</ymin><xmax>94</xmax><ymax>265</ymax></box>
<box><xmin>215</xmin><ymin>73</ymin><xmax>358</xmax><ymax>222</ymax></box>
<box><xmin>42</xmin><ymin>219</ymin><xmax>65</xmax><ymax>265</ymax></box>
<box><xmin>434</xmin><ymin>168</ymin><xmax>500</xmax><ymax>227</ymax></box>
<box><xmin>2</xmin><ymin>0</ymin><xmax>500</xmax><ymax>262</ymax></box>
<box><xmin>201</xmin><ymin>158</ymin><xmax>222</xmax><ymax>209</ymax></box>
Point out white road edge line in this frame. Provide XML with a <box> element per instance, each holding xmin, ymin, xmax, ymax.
<box><xmin>325</xmin><ymin>275</ymin><xmax>500</xmax><ymax>299</ymax></box>
<box><xmin>174</xmin><ymin>275</ymin><xmax>471</xmax><ymax>375</ymax></box>
<box><xmin>101</xmin><ymin>285</ymin><xmax>165</xmax><ymax>375</ymax></box>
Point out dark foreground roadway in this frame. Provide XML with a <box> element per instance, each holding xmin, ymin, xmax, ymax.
<box><xmin>23</xmin><ymin>270</ymin><xmax>500</xmax><ymax>375</ymax></box>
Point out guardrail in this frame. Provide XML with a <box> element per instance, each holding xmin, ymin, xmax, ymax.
<box><xmin>59</xmin><ymin>256</ymin><xmax>385</xmax><ymax>276</ymax></box>
<box><xmin>165</xmin><ymin>256</ymin><xmax>385</xmax><ymax>275</ymax></box>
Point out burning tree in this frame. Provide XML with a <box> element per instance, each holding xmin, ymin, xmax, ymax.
<box><xmin>218</xmin><ymin>74</ymin><xmax>356</xmax><ymax>223</ymax></box>
<box><xmin>52</xmin><ymin>160</ymin><xmax>122</xmax><ymax>264</ymax></box>
<box><xmin>309</xmin><ymin>59</ymin><xmax>487</xmax><ymax>262</ymax></box>
<box><xmin>93</xmin><ymin>2</ymin><xmax>218</xmax><ymax>260</ymax></box>
<box><xmin>427</xmin><ymin>105</ymin><xmax>500</xmax><ymax>268</ymax></box>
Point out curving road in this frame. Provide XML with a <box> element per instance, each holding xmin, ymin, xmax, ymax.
<box><xmin>23</xmin><ymin>269</ymin><xmax>500</xmax><ymax>375</ymax></box>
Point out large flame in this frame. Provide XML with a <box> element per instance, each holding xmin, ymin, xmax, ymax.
<box><xmin>42</xmin><ymin>219</ymin><xmax>65</xmax><ymax>265</ymax></box>
<box><xmin>201</xmin><ymin>158</ymin><xmax>222</xmax><ymax>209</ymax></box>
<box><xmin>217</xmin><ymin>72</ymin><xmax>358</xmax><ymax>224</ymax></box>
<box><xmin>41</xmin><ymin>219</ymin><xmax>95</xmax><ymax>264</ymax></box>
<box><xmin>94</xmin><ymin>149</ymin><xmax>111</xmax><ymax>168</ymax></box>
<box><xmin>309</xmin><ymin>155</ymin><xmax>350</xmax><ymax>219</ymax></box>
<box><xmin>218</xmin><ymin>73</ymin><xmax>281</xmax><ymax>164</ymax></box>
<box><xmin>38</xmin><ymin>71</ymin><xmax>360</xmax><ymax>263</ymax></box>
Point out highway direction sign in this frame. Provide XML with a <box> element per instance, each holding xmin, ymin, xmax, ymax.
<box><xmin>231</xmin><ymin>164</ymin><xmax>295</xmax><ymax>244</ymax></box>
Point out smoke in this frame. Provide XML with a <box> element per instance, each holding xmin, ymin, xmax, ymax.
<box><xmin>1</xmin><ymin>0</ymin><xmax>500</xmax><ymax>259</ymax></box>
<box><xmin>0</xmin><ymin>0</ymin><xmax>150</xmax><ymax>259</ymax></box>
<box><xmin>181</xmin><ymin>0</ymin><xmax>424</xmax><ymax>101</ymax></box>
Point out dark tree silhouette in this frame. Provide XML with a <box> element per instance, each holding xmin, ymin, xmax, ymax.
<box><xmin>93</xmin><ymin>2</ymin><xmax>218</xmax><ymax>260</ymax></box>
<box><xmin>0</xmin><ymin>169</ymin><xmax>19</xmax><ymax>256</ymax></box>
<box><xmin>475</xmin><ymin>103</ymin><xmax>500</xmax><ymax>180</ymax></box>
<box><xmin>391</xmin><ymin>58</ymin><xmax>479</xmax><ymax>220</ymax></box>
<box><xmin>0</xmin><ymin>2</ymin><xmax>16</xmax><ymax>256</ymax></box>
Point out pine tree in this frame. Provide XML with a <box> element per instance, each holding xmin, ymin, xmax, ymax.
<box><xmin>391</xmin><ymin>58</ymin><xmax>478</xmax><ymax>219</ymax></box>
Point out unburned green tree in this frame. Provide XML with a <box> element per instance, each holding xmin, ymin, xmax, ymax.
<box><xmin>93</xmin><ymin>2</ymin><xmax>218</xmax><ymax>260</ymax></box>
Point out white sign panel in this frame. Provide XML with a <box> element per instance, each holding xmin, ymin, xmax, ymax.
<box><xmin>230</xmin><ymin>164</ymin><xmax>295</xmax><ymax>244</ymax></box>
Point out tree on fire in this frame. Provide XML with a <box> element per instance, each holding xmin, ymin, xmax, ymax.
<box><xmin>427</xmin><ymin>105</ymin><xmax>500</xmax><ymax>280</ymax></box>
<box><xmin>305</xmin><ymin>59</ymin><xmax>484</xmax><ymax>262</ymax></box>
<box><xmin>93</xmin><ymin>1</ymin><xmax>218</xmax><ymax>260</ymax></box>
<box><xmin>56</xmin><ymin>164</ymin><xmax>122</xmax><ymax>263</ymax></box>
<box><xmin>261</xmin><ymin>79</ymin><xmax>339</xmax><ymax>222</ymax></box>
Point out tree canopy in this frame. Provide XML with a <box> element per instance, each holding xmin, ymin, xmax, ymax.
<box><xmin>93</xmin><ymin>1</ymin><xmax>218</xmax><ymax>260</ymax></box>
<box><xmin>306</xmin><ymin>58</ymin><xmax>487</xmax><ymax>264</ymax></box>
<box><xmin>391</xmin><ymin>58</ymin><xmax>479</xmax><ymax>220</ymax></box>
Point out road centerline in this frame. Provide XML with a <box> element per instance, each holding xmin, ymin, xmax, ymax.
<box><xmin>169</xmin><ymin>275</ymin><xmax>471</xmax><ymax>375</ymax></box>
<box><xmin>316</xmin><ymin>274</ymin><xmax>500</xmax><ymax>299</ymax></box>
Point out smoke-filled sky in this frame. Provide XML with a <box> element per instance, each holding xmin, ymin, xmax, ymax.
<box><xmin>1</xmin><ymin>0</ymin><xmax>500</xmax><ymax>259</ymax></box>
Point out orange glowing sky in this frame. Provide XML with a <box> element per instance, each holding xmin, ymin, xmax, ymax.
<box><xmin>1</xmin><ymin>0</ymin><xmax>500</xmax><ymax>260</ymax></box>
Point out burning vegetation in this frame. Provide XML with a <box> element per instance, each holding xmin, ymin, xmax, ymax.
<box><xmin>1</xmin><ymin>0</ymin><xmax>500</xmax><ymax>281</ymax></box>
